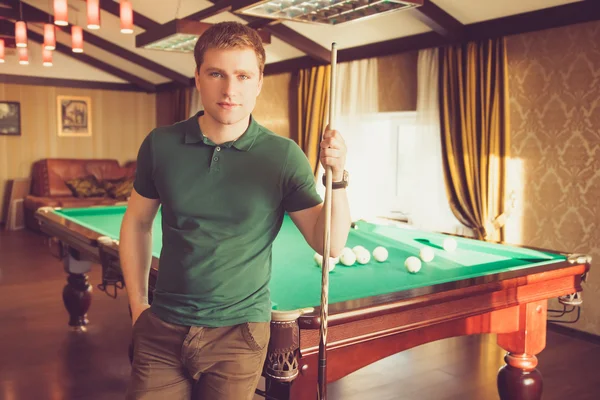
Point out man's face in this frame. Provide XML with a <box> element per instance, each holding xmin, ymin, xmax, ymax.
<box><xmin>195</xmin><ymin>47</ymin><xmax>263</xmax><ymax>126</ymax></box>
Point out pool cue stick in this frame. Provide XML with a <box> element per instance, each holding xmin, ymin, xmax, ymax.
<box><xmin>318</xmin><ymin>42</ymin><xmax>337</xmax><ymax>400</ymax></box>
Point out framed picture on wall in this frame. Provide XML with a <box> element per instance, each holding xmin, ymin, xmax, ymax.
<box><xmin>57</xmin><ymin>96</ymin><xmax>92</xmax><ymax>137</ymax></box>
<box><xmin>0</xmin><ymin>101</ymin><xmax>21</xmax><ymax>136</ymax></box>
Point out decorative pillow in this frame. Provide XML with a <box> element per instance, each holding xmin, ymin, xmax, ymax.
<box><xmin>102</xmin><ymin>177</ymin><xmax>134</xmax><ymax>200</ymax></box>
<box><xmin>65</xmin><ymin>175</ymin><xmax>107</xmax><ymax>198</ymax></box>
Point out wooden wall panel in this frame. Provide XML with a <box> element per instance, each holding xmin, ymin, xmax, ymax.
<box><xmin>0</xmin><ymin>84</ymin><xmax>156</xmax><ymax>223</ymax></box>
<box><xmin>378</xmin><ymin>51</ymin><xmax>418</xmax><ymax>112</ymax></box>
<box><xmin>253</xmin><ymin>72</ymin><xmax>293</xmax><ymax>139</ymax></box>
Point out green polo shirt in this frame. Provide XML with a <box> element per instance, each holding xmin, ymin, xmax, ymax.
<box><xmin>133</xmin><ymin>111</ymin><xmax>322</xmax><ymax>327</ymax></box>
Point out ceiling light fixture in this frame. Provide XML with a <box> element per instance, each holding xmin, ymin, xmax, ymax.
<box><xmin>87</xmin><ymin>0</ymin><xmax>101</xmax><ymax>29</ymax></box>
<box><xmin>54</xmin><ymin>0</ymin><xmax>68</xmax><ymax>26</ymax></box>
<box><xmin>120</xmin><ymin>0</ymin><xmax>134</xmax><ymax>34</ymax></box>
<box><xmin>237</xmin><ymin>0</ymin><xmax>423</xmax><ymax>25</ymax></box>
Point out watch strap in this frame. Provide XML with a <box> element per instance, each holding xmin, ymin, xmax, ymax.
<box><xmin>322</xmin><ymin>170</ymin><xmax>348</xmax><ymax>189</ymax></box>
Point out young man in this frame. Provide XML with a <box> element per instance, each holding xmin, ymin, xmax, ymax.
<box><xmin>120</xmin><ymin>21</ymin><xmax>351</xmax><ymax>400</ymax></box>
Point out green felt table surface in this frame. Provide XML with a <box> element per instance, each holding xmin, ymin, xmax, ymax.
<box><xmin>54</xmin><ymin>206</ymin><xmax>566</xmax><ymax>312</ymax></box>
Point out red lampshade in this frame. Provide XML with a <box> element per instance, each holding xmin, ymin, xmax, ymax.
<box><xmin>72</xmin><ymin>25</ymin><xmax>83</xmax><ymax>53</ymax></box>
<box><xmin>43</xmin><ymin>49</ymin><xmax>53</xmax><ymax>67</ymax></box>
<box><xmin>44</xmin><ymin>24</ymin><xmax>56</xmax><ymax>51</ymax></box>
<box><xmin>87</xmin><ymin>0</ymin><xmax>101</xmax><ymax>29</ymax></box>
<box><xmin>19</xmin><ymin>48</ymin><xmax>29</xmax><ymax>65</ymax></box>
<box><xmin>120</xmin><ymin>1</ymin><xmax>133</xmax><ymax>34</ymax></box>
<box><xmin>15</xmin><ymin>21</ymin><xmax>27</xmax><ymax>48</ymax></box>
<box><xmin>0</xmin><ymin>39</ymin><xmax>5</xmax><ymax>63</ymax></box>
<box><xmin>54</xmin><ymin>0</ymin><xmax>68</xmax><ymax>26</ymax></box>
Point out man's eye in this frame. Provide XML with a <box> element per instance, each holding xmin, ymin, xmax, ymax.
<box><xmin>239</xmin><ymin>75</ymin><xmax>249</xmax><ymax>80</ymax></box>
<box><xmin>210</xmin><ymin>72</ymin><xmax>222</xmax><ymax>78</ymax></box>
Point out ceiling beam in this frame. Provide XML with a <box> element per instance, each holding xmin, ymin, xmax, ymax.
<box><xmin>26</xmin><ymin>28</ymin><xmax>156</xmax><ymax>92</ymax></box>
<box><xmin>264</xmin><ymin>23</ymin><xmax>331</xmax><ymax>63</ymax></box>
<box><xmin>78</xmin><ymin>31</ymin><xmax>190</xmax><ymax>86</ymax></box>
<box><xmin>263</xmin><ymin>55</ymin><xmax>321</xmax><ymax>76</ymax></box>
<box><xmin>0</xmin><ymin>0</ymin><xmax>17</xmax><ymax>10</ymax></box>
<box><xmin>98</xmin><ymin>0</ymin><xmax>160</xmax><ymax>31</ymax></box>
<box><xmin>20</xmin><ymin>2</ymin><xmax>190</xmax><ymax>86</ymax></box>
<box><xmin>411</xmin><ymin>0</ymin><xmax>465</xmax><ymax>40</ymax></box>
<box><xmin>264</xmin><ymin>0</ymin><xmax>600</xmax><ymax>77</ymax></box>
<box><xmin>246</xmin><ymin>18</ymin><xmax>277</xmax><ymax>30</ymax></box>
<box><xmin>0</xmin><ymin>6</ymin><xmax>17</xmax><ymax>20</ymax></box>
<box><xmin>184</xmin><ymin>3</ymin><xmax>233</xmax><ymax>21</ymax></box>
<box><xmin>0</xmin><ymin>73</ymin><xmax>143</xmax><ymax>91</ymax></box>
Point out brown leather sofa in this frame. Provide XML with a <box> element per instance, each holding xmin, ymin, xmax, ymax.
<box><xmin>24</xmin><ymin>158</ymin><xmax>136</xmax><ymax>232</ymax></box>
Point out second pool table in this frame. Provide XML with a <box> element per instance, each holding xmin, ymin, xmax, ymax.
<box><xmin>35</xmin><ymin>205</ymin><xmax>591</xmax><ymax>400</ymax></box>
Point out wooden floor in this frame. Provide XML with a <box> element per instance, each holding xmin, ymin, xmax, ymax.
<box><xmin>1</xmin><ymin>228</ymin><xmax>599</xmax><ymax>400</ymax></box>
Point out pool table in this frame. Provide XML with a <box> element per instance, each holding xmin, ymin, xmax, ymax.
<box><xmin>35</xmin><ymin>205</ymin><xmax>591</xmax><ymax>400</ymax></box>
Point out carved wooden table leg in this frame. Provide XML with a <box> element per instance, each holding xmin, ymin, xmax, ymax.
<box><xmin>62</xmin><ymin>253</ymin><xmax>93</xmax><ymax>332</ymax></box>
<box><xmin>497</xmin><ymin>300</ymin><xmax>546</xmax><ymax>400</ymax></box>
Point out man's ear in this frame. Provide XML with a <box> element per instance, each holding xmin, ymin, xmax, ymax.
<box><xmin>194</xmin><ymin>68</ymin><xmax>201</xmax><ymax>91</ymax></box>
<box><xmin>257</xmin><ymin>73</ymin><xmax>263</xmax><ymax>96</ymax></box>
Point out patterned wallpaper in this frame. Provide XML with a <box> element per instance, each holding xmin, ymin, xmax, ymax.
<box><xmin>506</xmin><ymin>20</ymin><xmax>600</xmax><ymax>336</ymax></box>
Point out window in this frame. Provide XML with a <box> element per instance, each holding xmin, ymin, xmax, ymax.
<box><xmin>318</xmin><ymin>111</ymin><xmax>461</xmax><ymax>233</ymax></box>
<box><xmin>317</xmin><ymin>111</ymin><xmax>415</xmax><ymax>222</ymax></box>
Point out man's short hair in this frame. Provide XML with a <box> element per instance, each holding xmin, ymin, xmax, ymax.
<box><xmin>194</xmin><ymin>21</ymin><xmax>266</xmax><ymax>74</ymax></box>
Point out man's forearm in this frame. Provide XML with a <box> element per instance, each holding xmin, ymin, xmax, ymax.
<box><xmin>119</xmin><ymin>218</ymin><xmax>153</xmax><ymax>307</ymax></box>
<box><xmin>314</xmin><ymin>188</ymin><xmax>352</xmax><ymax>257</ymax></box>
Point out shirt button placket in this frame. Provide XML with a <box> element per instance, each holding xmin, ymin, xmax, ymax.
<box><xmin>211</xmin><ymin>147</ymin><xmax>221</xmax><ymax>171</ymax></box>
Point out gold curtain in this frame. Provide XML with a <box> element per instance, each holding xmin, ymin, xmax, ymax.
<box><xmin>156</xmin><ymin>86</ymin><xmax>193</xmax><ymax>127</ymax></box>
<box><xmin>296</xmin><ymin>65</ymin><xmax>330</xmax><ymax>176</ymax></box>
<box><xmin>439</xmin><ymin>37</ymin><xmax>510</xmax><ymax>241</ymax></box>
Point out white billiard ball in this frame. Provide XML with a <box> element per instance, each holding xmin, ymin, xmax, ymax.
<box><xmin>314</xmin><ymin>252</ymin><xmax>323</xmax><ymax>267</ymax></box>
<box><xmin>372</xmin><ymin>246</ymin><xmax>389</xmax><ymax>262</ymax></box>
<box><xmin>322</xmin><ymin>259</ymin><xmax>336</xmax><ymax>272</ymax></box>
<box><xmin>314</xmin><ymin>253</ymin><xmax>336</xmax><ymax>271</ymax></box>
<box><xmin>419</xmin><ymin>247</ymin><xmax>434</xmax><ymax>262</ymax></box>
<box><xmin>405</xmin><ymin>256</ymin><xmax>422</xmax><ymax>273</ymax></box>
<box><xmin>352</xmin><ymin>245</ymin><xmax>367</xmax><ymax>255</ymax></box>
<box><xmin>341</xmin><ymin>247</ymin><xmax>353</xmax><ymax>257</ymax></box>
<box><xmin>314</xmin><ymin>252</ymin><xmax>322</xmax><ymax>266</ymax></box>
<box><xmin>443</xmin><ymin>238</ymin><xmax>457</xmax><ymax>252</ymax></box>
<box><xmin>340</xmin><ymin>250</ymin><xmax>357</xmax><ymax>266</ymax></box>
<box><xmin>356</xmin><ymin>250</ymin><xmax>371</xmax><ymax>264</ymax></box>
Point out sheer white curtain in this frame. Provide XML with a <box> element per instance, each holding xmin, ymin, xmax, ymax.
<box><xmin>409</xmin><ymin>48</ymin><xmax>463</xmax><ymax>234</ymax></box>
<box><xmin>315</xmin><ymin>58</ymin><xmax>397</xmax><ymax>221</ymax></box>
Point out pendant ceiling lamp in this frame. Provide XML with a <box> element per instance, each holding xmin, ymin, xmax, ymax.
<box><xmin>87</xmin><ymin>0</ymin><xmax>101</xmax><ymax>29</ymax></box>
<box><xmin>72</xmin><ymin>25</ymin><xmax>83</xmax><ymax>53</ymax></box>
<box><xmin>44</xmin><ymin>23</ymin><xmax>56</xmax><ymax>50</ymax></box>
<box><xmin>120</xmin><ymin>1</ymin><xmax>133</xmax><ymax>34</ymax></box>
<box><xmin>54</xmin><ymin>0</ymin><xmax>68</xmax><ymax>26</ymax></box>
<box><xmin>43</xmin><ymin>49</ymin><xmax>53</xmax><ymax>67</ymax></box>
<box><xmin>15</xmin><ymin>21</ymin><xmax>27</xmax><ymax>48</ymax></box>
<box><xmin>18</xmin><ymin>47</ymin><xmax>29</xmax><ymax>65</ymax></box>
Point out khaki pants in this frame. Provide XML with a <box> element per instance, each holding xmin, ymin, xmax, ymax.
<box><xmin>126</xmin><ymin>308</ymin><xmax>270</xmax><ymax>400</ymax></box>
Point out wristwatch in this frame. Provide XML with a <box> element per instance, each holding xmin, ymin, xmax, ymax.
<box><xmin>322</xmin><ymin>170</ymin><xmax>349</xmax><ymax>189</ymax></box>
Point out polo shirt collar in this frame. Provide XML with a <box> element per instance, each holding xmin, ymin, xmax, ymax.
<box><xmin>184</xmin><ymin>110</ymin><xmax>260</xmax><ymax>151</ymax></box>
